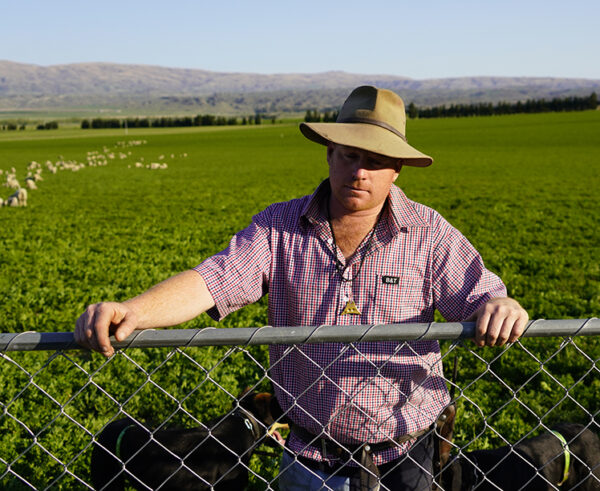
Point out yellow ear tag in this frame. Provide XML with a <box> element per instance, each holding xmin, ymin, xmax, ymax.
<box><xmin>341</xmin><ymin>300</ymin><xmax>361</xmax><ymax>315</ymax></box>
<box><xmin>267</xmin><ymin>422</ymin><xmax>289</xmax><ymax>436</ymax></box>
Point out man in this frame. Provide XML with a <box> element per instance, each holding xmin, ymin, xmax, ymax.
<box><xmin>75</xmin><ymin>86</ymin><xmax>528</xmax><ymax>490</ymax></box>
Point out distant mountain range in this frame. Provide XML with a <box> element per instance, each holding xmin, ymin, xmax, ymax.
<box><xmin>1</xmin><ymin>61</ymin><xmax>599</xmax><ymax>116</ymax></box>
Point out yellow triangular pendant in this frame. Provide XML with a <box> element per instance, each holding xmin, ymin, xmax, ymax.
<box><xmin>341</xmin><ymin>300</ymin><xmax>361</xmax><ymax>315</ymax></box>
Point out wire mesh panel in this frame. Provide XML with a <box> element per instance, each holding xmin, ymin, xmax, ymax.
<box><xmin>1</xmin><ymin>320</ymin><xmax>599</xmax><ymax>490</ymax></box>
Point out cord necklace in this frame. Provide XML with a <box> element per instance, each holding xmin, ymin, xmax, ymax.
<box><xmin>327</xmin><ymin>202</ymin><xmax>383</xmax><ymax>315</ymax></box>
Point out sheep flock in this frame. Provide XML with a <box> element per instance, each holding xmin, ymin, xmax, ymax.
<box><xmin>1</xmin><ymin>140</ymin><xmax>189</xmax><ymax>208</ymax></box>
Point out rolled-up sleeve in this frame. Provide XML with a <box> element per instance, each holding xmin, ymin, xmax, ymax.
<box><xmin>194</xmin><ymin>208</ymin><xmax>272</xmax><ymax>321</ymax></box>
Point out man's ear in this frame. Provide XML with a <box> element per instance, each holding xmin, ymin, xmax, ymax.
<box><xmin>326</xmin><ymin>143</ymin><xmax>336</xmax><ymax>165</ymax></box>
<box><xmin>393</xmin><ymin>161</ymin><xmax>403</xmax><ymax>180</ymax></box>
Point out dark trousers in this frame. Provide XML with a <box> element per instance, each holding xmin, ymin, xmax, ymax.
<box><xmin>281</xmin><ymin>432</ymin><xmax>434</xmax><ymax>491</ymax></box>
<box><xmin>377</xmin><ymin>433</ymin><xmax>434</xmax><ymax>490</ymax></box>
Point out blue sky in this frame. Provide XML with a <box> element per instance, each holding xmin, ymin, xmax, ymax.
<box><xmin>1</xmin><ymin>0</ymin><xmax>599</xmax><ymax>79</ymax></box>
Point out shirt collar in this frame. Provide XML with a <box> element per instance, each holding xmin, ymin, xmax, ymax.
<box><xmin>386</xmin><ymin>183</ymin><xmax>430</xmax><ymax>231</ymax></box>
<box><xmin>300</xmin><ymin>179</ymin><xmax>330</xmax><ymax>230</ymax></box>
<box><xmin>300</xmin><ymin>179</ymin><xmax>429</xmax><ymax>233</ymax></box>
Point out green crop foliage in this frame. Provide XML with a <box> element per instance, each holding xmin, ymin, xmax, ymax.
<box><xmin>0</xmin><ymin>111</ymin><xmax>599</xmax><ymax>488</ymax></box>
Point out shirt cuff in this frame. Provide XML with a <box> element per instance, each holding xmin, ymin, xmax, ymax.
<box><xmin>192</xmin><ymin>263</ymin><xmax>228</xmax><ymax>321</ymax></box>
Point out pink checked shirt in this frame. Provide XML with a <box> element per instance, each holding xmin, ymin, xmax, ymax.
<box><xmin>195</xmin><ymin>180</ymin><xmax>506</xmax><ymax>465</ymax></box>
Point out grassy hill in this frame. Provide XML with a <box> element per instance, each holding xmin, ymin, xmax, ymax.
<box><xmin>1</xmin><ymin>61</ymin><xmax>599</xmax><ymax>117</ymax></box>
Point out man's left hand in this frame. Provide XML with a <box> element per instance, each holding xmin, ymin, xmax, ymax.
<box><xmin>471</xmin><ymin>297</ymin><xmax>529</xmax><ymax>347</ymax></box>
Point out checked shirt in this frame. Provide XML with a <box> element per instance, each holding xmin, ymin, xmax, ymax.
<box><xmin>194</xmin><ymin>180</ymin><xmax>506</xmax><ymax>465</ymax></box>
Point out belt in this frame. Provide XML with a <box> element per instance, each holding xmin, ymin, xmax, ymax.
<box><xmin>292</xmin><ymin>451</ymin><xmax>359</xmax><ymax>478</ymax></box>
<box><xmin>289</xmin><ymin>424</ymin><xmax>430</xmax><ymax>491</ymax></box>
<box><xmin>290</xmin><ymin>423</ymin><xmax>429</xmax><ymax>458</ymax></box>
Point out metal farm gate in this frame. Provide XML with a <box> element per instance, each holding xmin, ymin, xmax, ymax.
<box><xmin>1</xmin><ymin>319</ymin><xmax>599</xmax><ymax>490</ymax></box>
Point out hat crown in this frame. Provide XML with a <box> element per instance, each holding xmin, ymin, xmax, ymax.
<box><xmin>337</xmin><ymin>86</ymin><xmax>407</xmax><ymax>139</ymax></box>
<box><xmin>298</xmin><ymin>85</ymin><xmax>432</xmax><ymax>167</ymax></box>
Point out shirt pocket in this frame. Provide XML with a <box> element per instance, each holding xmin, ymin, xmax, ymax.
<box><xmin>373</xmin><ymin>268</ymin><xmax>430</xmax><ymax>323</ymax></box>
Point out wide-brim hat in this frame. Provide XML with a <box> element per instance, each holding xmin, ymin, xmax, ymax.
<box><xmin>300</xmin><ymin>85</ymin><xmax>432</xmax><ymax>167</ymax></box>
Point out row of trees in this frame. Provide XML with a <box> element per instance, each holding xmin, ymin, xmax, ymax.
<box><xmin>407</xmin><ymin>92</ymin><xmax>598</xmax><ymax>119</ymax></box>
<box><xmin>303</xmin><ymin>93</ymin><xmax>598</xmax><ymax>122</ymax></box>
<box><xmin>1</xmin><ymin>123</ymin><xmax>25</xmax><ymax>131</ymax></box>
<box><xmin>81</xmin><ymin>114</ymin><xmax>265</xmax><ymax>129</ymax></box>
<box><xmin>304</xmin><ymin>110</ymin><xmax>339</xmax><ymax>123</ymax></box>
<box><xmin>1</xmin><ymin>122</ymin><xmax>58</xmax><ymax>131</ymax></box>
<box><xmin>36</xmin><ymin>121</ymin><xmax>59</xmax><ymax>130</ymax></box>
<box><xmin>4</xmin><ymin>92</ymin><xmax>596</xmax><ymax>133</ymax></box>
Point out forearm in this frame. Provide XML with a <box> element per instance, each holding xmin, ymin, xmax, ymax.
<box><xmin>124</xmin><ymin>269</ymin><xmax>215</xmax><ymax>329</ymax></box>
<box><xmin>75</xmin><ymin>269</ymin><xmax>216</xmax><ymax>356</ymax></box>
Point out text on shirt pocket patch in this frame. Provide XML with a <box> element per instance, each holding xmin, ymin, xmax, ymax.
<box><xmin>374</xmin><ymin>270</ymin><xmax>429</xmax><ymax>323</ymax></box>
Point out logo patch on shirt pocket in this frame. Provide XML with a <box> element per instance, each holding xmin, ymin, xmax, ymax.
<box><xmin>374</xmin><ymin>271</ymin><xmax>428</xmax><ymax>323</ymax></box>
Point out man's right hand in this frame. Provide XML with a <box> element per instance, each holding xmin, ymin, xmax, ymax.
<box><xmin>74</xmin><ymin>270</ymin><xmax>216</xmax><ymax>357</ymax></box>
<box><xmin>74</xmin><ymin>302</ymin><xmax>139</xmax><ymax>357</ymax></box>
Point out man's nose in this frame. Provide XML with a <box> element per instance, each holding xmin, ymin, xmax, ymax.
<box><xmin>351</xmin><ymin>159</ymin><xmax>368</xmax><ymax>179</ymax></box>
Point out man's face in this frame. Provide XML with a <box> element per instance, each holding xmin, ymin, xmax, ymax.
<box><xmin>327</xmin><ymin>143</ymin><xmax>400</xmax><ymax>215</ymax></box>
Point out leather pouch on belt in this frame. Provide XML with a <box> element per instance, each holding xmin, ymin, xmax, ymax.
<box><xmin>356</xmin><ymin>445</ymin><xmax>380</xmax><ymax>491</ymax></box>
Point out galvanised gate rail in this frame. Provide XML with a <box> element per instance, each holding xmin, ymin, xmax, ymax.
<box><xmin>3</xmin><ymin>319</ymin><xmax>600</xmax><ymax>351</ymax></box>
<box><xmin>1</xmin><ymin>319</ymin><xmax>599</xmax><ymax>490</ymax></box>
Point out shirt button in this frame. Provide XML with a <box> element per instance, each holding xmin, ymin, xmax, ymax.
<box><xmin>342</xmin><ymin>295</ymin><xmax>349</xmax><ymax>302</ymax></box>
<box><xmin>327</xmin><ymin>238</ymin><xmax>333</xmax><ymax>245</ymax></box>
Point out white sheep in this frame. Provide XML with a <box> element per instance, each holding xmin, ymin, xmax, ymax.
<box><xmin>26</xmin><ymin>171</ymin><xmax>43</xmax><ymax>182</ymax></box>
<box><xmin>25</xmin><ymin>178</ymin><xmax>38</xmax><ymax>190</ymax></box>
<box><xmin>6</xmin><ymin>196</ymin><xmax>19</xmax><ymax>207</ymax></box>
<box><xmin>18</xmin><ymin>188</ymin><xmax>27</xmax><ymax>205</ymax></box>
<box><xmin>5</xmin><ymin>175</ymin><xmax>20</xmax><ymax>189</ymax></box>
<box><xmin>6</xmin><ymin>188</ymin><xmax>27</xmax><ymax>207</ymax></box>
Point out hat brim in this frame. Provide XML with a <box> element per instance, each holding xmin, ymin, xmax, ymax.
<box><xmin>300</xmin><ymin>122</ymin><xmax>433</xmax><ymax>167</ymax></box>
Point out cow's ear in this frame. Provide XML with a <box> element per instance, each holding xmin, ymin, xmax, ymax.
<box><xmin>233</xmin><ymin>387</ymin><xmax>253</xmax><ymax>408</ymax></box>
<box><xmin>251</xmin><ymin>393</ymin><xmax>274</xmax><ymax>424</ymax></box>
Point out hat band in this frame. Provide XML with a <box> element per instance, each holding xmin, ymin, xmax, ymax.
<box><xmin>336</xmin><ymin>116</ymin><xmax>407</xmax><ymax>142</ymax></box>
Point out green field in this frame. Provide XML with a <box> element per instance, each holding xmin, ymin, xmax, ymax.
<box><xmin>1</xmin><ymin>112</ymin><xmax>599</xmax><ymax>489</ymax></box>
